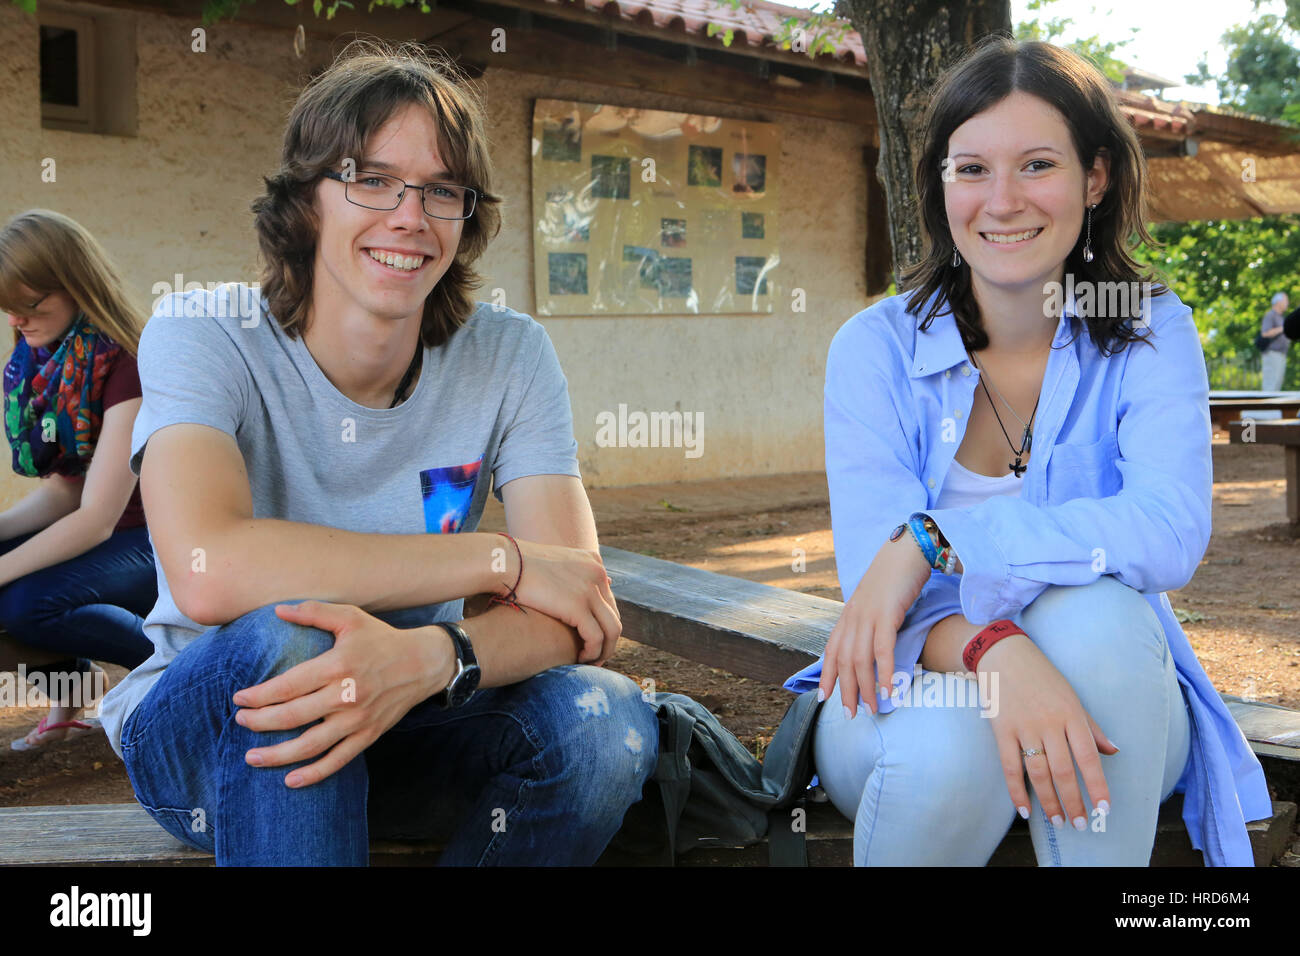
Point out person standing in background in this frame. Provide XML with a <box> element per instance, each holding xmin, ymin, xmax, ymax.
<box><xmin>1260</xmin><ymin>291</ymin><xmax>1290</xmax><ymax>391</ymax></box>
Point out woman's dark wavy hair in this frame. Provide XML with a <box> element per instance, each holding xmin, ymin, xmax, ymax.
<box><xmin>252</xmin><ymin>38</ymin><xmax>502</xmax><ymax>348</ymax></box>
<box><xmin>902</xmin><ymin>36</ymin><xmax>1165</xmax><ymax>356</ymax></box>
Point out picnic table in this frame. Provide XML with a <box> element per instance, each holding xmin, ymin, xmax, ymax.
<box><xmin>1227</xmin><ymin>418</ymin><xmax>1300</xmax><ymax>530</ymax></box>
<box><xmin>1209</xmin><ymin>391</ymin><xmax>1300</xmax><ymax>434</ymax></box>
<box><xmin>2</xmin><ymin>547</ymin><xmax>1297</xmax><ymax>866</ymax></box>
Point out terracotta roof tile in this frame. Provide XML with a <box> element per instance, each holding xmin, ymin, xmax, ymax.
<box><xmin>529</xmin><ymin>0</ymin><xmax>868</xmax><ymax>66</ymax></box>
<box><xmin>516</xmin><ymin>0</ymin><xmax>1296</xmax><ymax>163</ymax></box>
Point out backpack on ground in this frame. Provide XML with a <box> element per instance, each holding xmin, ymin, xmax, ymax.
<box><xmin>607</xmin><ymin>688</ymin><xmax>823</xmax><ymax>866</ymax></box>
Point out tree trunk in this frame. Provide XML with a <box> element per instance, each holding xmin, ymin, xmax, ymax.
<box><xmin>837</xmin><ymin>0</ymin><xmax>1012</xmax><ymax>284</ymax></box>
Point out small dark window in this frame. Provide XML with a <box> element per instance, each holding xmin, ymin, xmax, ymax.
<box><xmin>39</xmin><ymin>6</ymin><xmax>137</xmax><ymax>137</ymax></box>
<box><xmin>39</xmin><ymin>25</ymin><xmax>79</xmax><ymax>108</ymax></box>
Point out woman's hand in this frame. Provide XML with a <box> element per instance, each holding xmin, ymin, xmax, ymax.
<box><xmin>979</xmin><ymin>635</ymin><xmax>1119</xmax><ymax>828</ymax></box>
<box><xmin>818</xmin><ymin>533</ymin><xmax>934</xmax><ymax>718</ymax></box>
<box><xmin>497</xmin><ymin>538</ymin><xmax>621</xmax><ymax>666</ymax></box>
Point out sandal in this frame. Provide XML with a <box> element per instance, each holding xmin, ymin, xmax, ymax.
<box><xmin>10</xmin><ymin>715</ymin><xmax>100</xmax><ymax>752</ymax></box>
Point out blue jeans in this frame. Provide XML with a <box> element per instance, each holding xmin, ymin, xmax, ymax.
<box><xmin>813</xmin><ymin>576</ymin><xmax>1192</xmax><ymax>866</ymax></box>
<box><xmin>119</xmin><ymin>601</ymin><xmax>658</xmax><ymax>866</ymax></box>
<box><xmin>0</xmin><ymin>526</ymin><xmax>156</xmax><ymax>685</ymax></box>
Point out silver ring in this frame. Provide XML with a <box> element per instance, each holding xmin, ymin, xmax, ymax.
<box><xmin>1021</xmin><ymin>747</ymin><xmax>1045</xmax><ymax>757</ymax></box>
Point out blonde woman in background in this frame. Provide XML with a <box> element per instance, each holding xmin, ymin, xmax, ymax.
<box><xmin>0</xmin><ymin>210</ymin><xmax>156</xmax><ymax>750</ymax></box>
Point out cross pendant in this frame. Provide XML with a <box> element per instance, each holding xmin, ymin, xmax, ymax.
<box><xmin>1010</xmin><ymin>456</ymin><xmax>1027</xmax><ymax>477</ymax></box>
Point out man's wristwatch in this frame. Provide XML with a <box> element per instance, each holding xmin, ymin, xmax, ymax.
<box><xmin>433</xmin><ymin>621</ymin><xmax>481</xmax><ymax>709</ymax></box>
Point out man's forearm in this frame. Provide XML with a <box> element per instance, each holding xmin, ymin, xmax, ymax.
<box><xmin>455</xmin><ymin>603</ymin><xmax>584</xmax><ymax>689</ymax></box>
<box><xmin>180</xmin><ymin>520</ymin><xmax>506</xmax><ymax>625</ymax></box>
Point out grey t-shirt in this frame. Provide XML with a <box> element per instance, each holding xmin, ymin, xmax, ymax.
<box><xmin>1261</xmin><ymin>309</ymin><xmax>1289</xmax><ymax>352</ymax></box>
<box><xmin>98</xmin><ymin>283</ymin><xmax>581</xmax><ymax>758</ymax></box>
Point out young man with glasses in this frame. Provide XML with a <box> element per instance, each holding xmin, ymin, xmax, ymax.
<box><xmin>97</xmin><ymin>40</ymin><xmax>657</xmax><ymax>866</ymax></box>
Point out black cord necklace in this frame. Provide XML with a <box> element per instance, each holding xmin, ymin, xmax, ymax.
<box><xmin>389</xmin><ymin>340</ymin><xmax>423</xmax><ymax>409</ymax></box>
<box><xmin>970</xmin><ymin>355</ymin><xmax>1040</xmax><ymax>478</ymax></box>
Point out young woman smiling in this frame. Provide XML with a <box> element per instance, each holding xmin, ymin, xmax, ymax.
<box><xmin>0</xmin><ymin>210</ymin><xmax>156</xmax><ymax>750</ymax></box>
<box><xmin>784</xmin><ymin>38</ymin><xmax>1271</xmax><ymax>866</ymax></box>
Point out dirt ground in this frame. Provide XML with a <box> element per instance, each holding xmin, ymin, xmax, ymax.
<box><xmin>2</xmin><ymin>437</ymin><xmax>1297</xmax><ymax>814</ymax></box>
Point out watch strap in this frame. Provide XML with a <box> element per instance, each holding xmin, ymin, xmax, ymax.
<box><xmin>434</xmin><ymin>621</ymin><xmax>479</xmax><ymax>707</ymax></box>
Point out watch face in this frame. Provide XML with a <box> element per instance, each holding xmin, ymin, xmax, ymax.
<box><xmin>449</xmin><ymin>664</ymin><xmax>481</xmax><ymax>707</ymax></box>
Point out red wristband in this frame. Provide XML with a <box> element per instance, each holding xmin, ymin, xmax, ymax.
<box><xmin>961</xmin><ymin>620</ymin><xmax>1026</xmax><ymax>673</ymax></box>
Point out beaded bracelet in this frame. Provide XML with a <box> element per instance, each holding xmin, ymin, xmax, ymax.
<box><xmin>908</xmin><ymin>513</ymin><xmax>960</xmax><ymax>575</ymax></box>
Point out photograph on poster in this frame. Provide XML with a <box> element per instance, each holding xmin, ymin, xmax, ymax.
<box><xmin>591</xmin><ymin>154</ymin><xmax>631</xmax><ymax>199</ymax></box>
<box><xmin>661</xmin><ymin>218</ymin><xmax>687</xmax><ymax>247</ymax></box>
<box><xmin>735</xmin><ymin>256</ymin><xmax>770</xmax><ymax>296</ymax></box>
<box><xmin>733</xmin><ymin>153</ymin><xmax>766</xmax><ymax>195</ymax></box>
<box><xmin>532</xmin><ymin>98</ymin><xmax>779</xmax><ymax>315</ymax></box>
<box><xmin>688</xmin><ymin>145</ymin><xmax>723</xmax><ymax>187</ymax></box>
<box><xmin>548</xmin><ymin>252</ymin><xmax>589</xmax><ymax>295</ymax></box>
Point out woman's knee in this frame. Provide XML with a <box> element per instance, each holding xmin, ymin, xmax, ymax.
<box><xmin>0</xmin><ymin>576</ymin><xmax>50</xmax><ymax>634</ymax></box>
<box><xmin>818</xmin><ymin>681</ymin><xmax>1006</xmax><ymax>816</ymax></box>
<box><xmin>1019</xmin><ymin>578</ymin><xmax>1166</xmax><ymax>688</ymax></box>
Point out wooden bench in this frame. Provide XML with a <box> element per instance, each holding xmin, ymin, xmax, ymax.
<box><xmin>2</xmin><ymin>546</ymin><xmax>1297</xmax><ymax>866</ymax></box>
<box><xmin>1209</xmin><ymin>392</ymin><xmax>1300</xmax><ymax>435</ymax></box>
<box><xmin>1228</xmin><ymin>418</ymin><xmax>1299</xmax><ymax>531</ymax></box>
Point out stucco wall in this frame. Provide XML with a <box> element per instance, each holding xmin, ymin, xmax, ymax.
<box><xmin>477</xmin><ymin>69</ymin><xmax>871</xmax><ymax>487</ymax></box>
<box><xmin>0</xmin><ymin>3</ymin><xmax>872</xmax><ymax>511</ymax></box>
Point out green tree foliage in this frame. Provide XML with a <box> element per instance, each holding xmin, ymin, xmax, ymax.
<box><xmin>1186</xmin><ymin>13</ymin><xmax>1300</xmax><ymax>125</ymax></box>
<box><xmin>1014</xmin><ymin>0</ymin><xmax>1136</xmax><ymax>83</ymax></box>
<box><xmin>1135</xmin><ymin>217</ymin><xmax>1300</xmax><ymax>388</ymax></box>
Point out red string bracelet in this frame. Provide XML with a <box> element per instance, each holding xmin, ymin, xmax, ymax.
<box><xmin>487</xmin><ymin>532</ymin><xmax>526</xmax><ymax>613</ymax></box>
<box><xmin>961</xmin><ymin>619</ymin><xmax>1026</xmax><ymax>673</ymax></box>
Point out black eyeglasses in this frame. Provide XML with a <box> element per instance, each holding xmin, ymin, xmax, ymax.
<box><xmin>9</xmin><ymin>293</ymin><xmax>50</xmax><ymax>320</ymax></box>
<box><xmin>321</xmin><ymin>169</ymin><xmax>478</xmax><ymax>221</ymax></box>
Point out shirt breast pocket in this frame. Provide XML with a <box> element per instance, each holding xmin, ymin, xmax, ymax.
<box><xmin>1045</xmin><ymin>432</ymin><xmax>1121</xmax><ymax>504</ymax></box>
<box><xmin>419</xmin><ymin>456</ymin><xmax>484</xmax><ymax>534</ymax></box>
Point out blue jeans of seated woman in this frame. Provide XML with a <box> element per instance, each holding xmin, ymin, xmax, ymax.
<box><xmin>0</xmin><ymin>527</ymin><xmax>156</xmax><ymax>688</ymax></box>
<box><xmin>119</xmin><ymin>601</ymin><xmax>659</xmax><ymax>866</ymax></box>
<box><xmin>813</xmin><ymin>576</ymin><xmax>1192</xmax><ymax>866</ymax></box>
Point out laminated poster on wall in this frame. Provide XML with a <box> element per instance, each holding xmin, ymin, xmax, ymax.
<box><xmin>531</xmin><ymin>98</ymin><xmax>780</xmax><ymax>316</ymax></box>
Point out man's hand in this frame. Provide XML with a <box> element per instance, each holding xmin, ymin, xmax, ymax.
<box><xmin>505</xmin><ymin>540</ymin><xmax>620</xmax><ymax>665</ymax></box>
<box><xmin>498</xmin><ymin>474</ymin><xmax>621</xmax><ymax>666</ymax></box>
<box><xmin>231</xmin><ymin>601</ymin><xmax>454</xmax><ymax>789</ymax></box>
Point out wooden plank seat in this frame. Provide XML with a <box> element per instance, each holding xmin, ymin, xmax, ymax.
<box><xmin>3</xmin><ymin>794</ymin><xmax>1293</xmax><ymax>867</ymax></box>
<box><xmin>2</xmin><ymin>546</ymin><xmax>1296</xmax><ymax>866</ymax></box>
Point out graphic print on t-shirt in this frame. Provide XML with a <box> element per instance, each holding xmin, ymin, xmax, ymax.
<box><xmin>419</xmin><ymin>455</ymin><xmax>483</xmax><ymax>533</ymax></box>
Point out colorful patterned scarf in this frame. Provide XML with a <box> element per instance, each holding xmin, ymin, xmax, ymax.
<box><xmin>3</xmin><ymin>312</ymin><xmax>122</xmax><ymax>478</ymax></box>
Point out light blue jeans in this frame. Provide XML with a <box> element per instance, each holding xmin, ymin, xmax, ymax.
<box><xmin>1261</xmin><ymin>348</ymin><xmax>1287</xmax><ymax>392</ymax></box>
<box><xmin>813</xmin><ymin>577</ymin><xmax>1192</xmax><ymax>866</ymax></box>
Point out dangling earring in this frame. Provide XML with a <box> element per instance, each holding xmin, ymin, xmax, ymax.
<box><xmin>952</xmin><ymin>247</ymin><xmax>962</xmax><ymax>267</ymax></box>
<box><xmin>1082</xmin><ymin>203</ymin><xmax>1096</xmax><ymax>263</ymax></box>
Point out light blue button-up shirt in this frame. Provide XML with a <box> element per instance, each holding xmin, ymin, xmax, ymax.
<box><xmin>784</xmin><ymin>287</ymin><xmax>1273</xmax><ymax>866</ymax></box>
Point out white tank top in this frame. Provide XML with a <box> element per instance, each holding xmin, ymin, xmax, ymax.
<box><xmin>935</xmin><ymin>457</ymin><xmax>1024</xmax><ymax>509</ymax></box>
